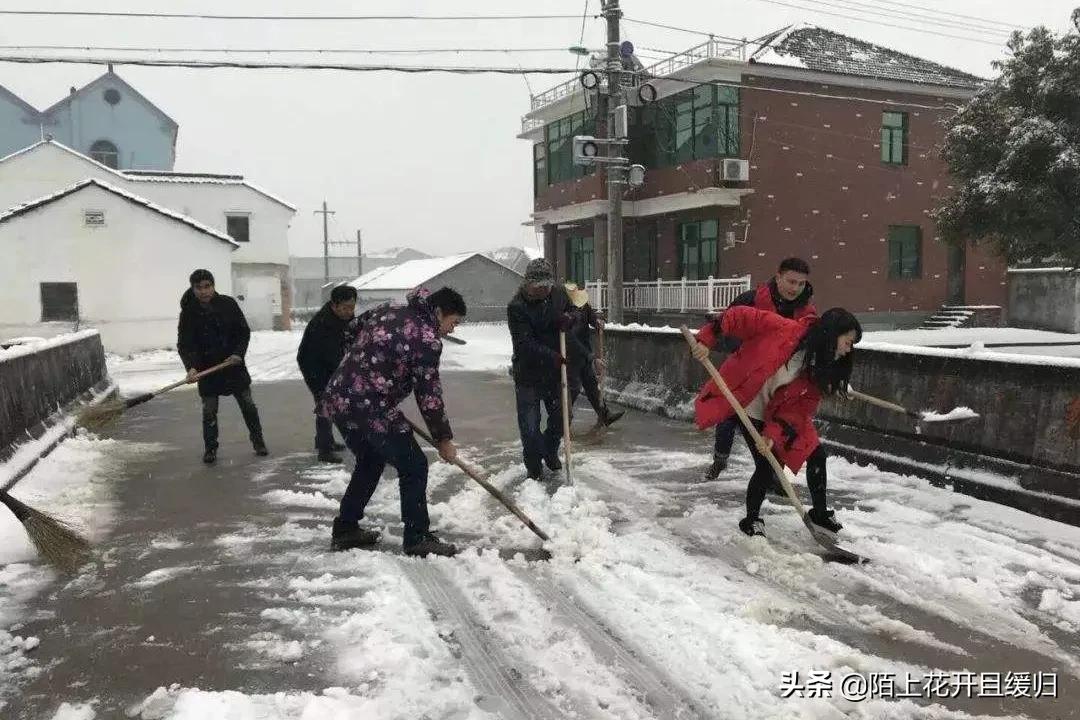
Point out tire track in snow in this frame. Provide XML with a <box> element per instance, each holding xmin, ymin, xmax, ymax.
<box><xmin>511</xmin><ymin>566</ymin><xmax>708</xmax><ymax>720</ymax></box>
<box><xmin>397</xmin><ymin>560</ymin><xmax>566</xmax><ymax>720</ymax></box>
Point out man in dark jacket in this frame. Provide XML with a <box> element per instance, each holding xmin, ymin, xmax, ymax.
<box><xmin>703</xmin><ymin>256</ymin><xmax>816</xmax><ymax>479</ymax></box>
<box><xmin>507</xmin><ymin>258</ymin><xmax>587</xmax><ymax>480</ymax></box>
<box><xmin>297</xmin><ymin>285</ymin><xmax>357</xmax><ymax>463</ymax></box>
<box><xmin>177</xmin><ymin>268</ymin><xmax>267</xmax><ymax>465</ymax></box>
<box><xmin>319</xmin><ymin>287</ymin><xmax>465</xmax><ymax>558</ymax></box>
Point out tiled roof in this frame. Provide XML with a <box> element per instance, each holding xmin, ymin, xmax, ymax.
<box><xmin>749</xmin><ymin>24</ymin><xmax>984</xmax><ymax>89</ymax></box>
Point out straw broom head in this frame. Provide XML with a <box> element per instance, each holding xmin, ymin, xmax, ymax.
<box><xmin>74</xmin><ymin>398</ymin><xmax>129</xmax><ymax>432</ymax></box>
<box><xmin>0</xmin><ymin>492</ymin><xmax>91</xmax><ymax>572</ymax></box>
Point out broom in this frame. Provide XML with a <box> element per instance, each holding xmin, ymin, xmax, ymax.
<box><xmin>76</xmin><ymin>357</ymin><xmax>240</xmax><ymax>432</ymax></box>
<box><xmin>0</xmin><ymin>490</ymin><xmax>91</xmax><ymax>572</ymax></box>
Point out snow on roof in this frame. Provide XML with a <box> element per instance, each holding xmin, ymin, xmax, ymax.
<box><xmin>0</xmin><ymin>140</ymin><xmax>296</xmax><ymax>212</ymax></box>
<box><xmin>0</xmin><ymin>178</ymin><xmax>239</xmax><ymax>247</ymax></box>
<box><xmin>349</xmin><ymin>253</ymin><xmax>479</xmax><ymax>291</ymax></box>
<box><xmin>749</xmin><ymin>24</ymin><xmax>984</xmax><ymax>89</ymax></box>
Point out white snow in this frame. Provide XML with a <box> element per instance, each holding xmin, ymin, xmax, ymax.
<box><xmin>859</xmin><ymin>340</ymin><xmax>1080</xmax><ymax>368</ymax></box>
<box><xmin>349</xmin><ymin>253</ymin><xmax>478</xmax><ymax>291</ymax></box>
<box><xmin>50</xmin><ymin>703</ymin><xmax>96</xmax><ymax>720</ymax></box>
<box><xmin>130</xmin><ymin>566</ymin><xmax>200</xmax><ymax>590</ymax></box>
<box><xmin>442</xmin><ymin>323</ymin><xmax>513</xmax><ymax>373</ymax></box>
<box><xmin>864</xmin><ymin>326</ymin><xmax>1080</xmax><ymax>347</ymax></box>
<box><xmin>919</xmin><ymin>407</ymin><xmax>980</xmax><ymax>422</ymax></box>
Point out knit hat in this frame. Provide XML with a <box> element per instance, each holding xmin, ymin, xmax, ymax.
<box><xmin>523</xmin><ymin>258</ymin><xmax>555</xmax><ymax>287</ymax></box>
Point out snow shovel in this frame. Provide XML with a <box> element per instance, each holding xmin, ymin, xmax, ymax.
<box><xmin>406</xmin><ymin>419</ymin><xmax>551</xmax><ymax>543</ymax></box>
<box><xmin>680</xmin><ymin>326</ymin><xmax>864</xmax><ymax>564</ymax></box>
<box><xmin>76</xmin><ymin>357</ymin><xmax>241</xmax><ymax>431</ymax></box>
<box><xmin>558</xmin><ymin>330</ymin><xmax>574</xmax><ymax>486</ymax></box>
<box><xmin>847</xmin><ymin>387</ymin><xmax>979</xmax><ymax>425</ymax></box>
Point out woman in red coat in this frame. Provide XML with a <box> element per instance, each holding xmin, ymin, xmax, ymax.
<box><xmin>690</xmin><ymin>306</ymin><xmax>862</xmax><ymax>537</ymax></box>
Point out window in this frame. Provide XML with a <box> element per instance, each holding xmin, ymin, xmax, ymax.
<box><xmin>623</xmin><ymin>222</ymin><xmax>657</xmax><ymax>281</ymax></box>
<box><xmin>533</xmin><ymin>143</ymin><xmax>546</xmax><ymax>198</ymax></box>
<box><xmin>656</xmin><ymin>85</ymin><xmax>739</xmax><ymax>166</ymax></box>
<box><xmin>566</xmin><ymin>236</ymin><xmax>594</xmax><ymax>287</ymax></box>
<box><xmin>881</xmin><ymin>111</ymin><xmax>908</xmax><ymax>165</ymax></box>
<box><xmin>40</xmin><ymin>282</ymin><xmax>78</xmax><ymax>322</ymax></box>
<box><xmin>226</xmin><ymin>214</ymin><xmax>250</xmax><ymax>243</ymax></box>
<box><xmin>888</xmin><ymin>225</ymin><xmax>922</xmax><ymax>279</ymax></box>
<box><xmin>677</xmin><ymin>220</ymin><xmax>719</xmax><ymax>280</ymax></box>
<box><xmin>89</xmin><ymin>140</ymin><xmax>119</xmax><ymax>169</ymax></box>
<box><xmin>543</xmin><ymin>110</ymin><xmax>595</xmax><ymax>187</ymax></box>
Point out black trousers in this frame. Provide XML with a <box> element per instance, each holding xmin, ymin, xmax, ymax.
<box><xmin>570</xmin><ymin>362</ymin><xmax>605</xmax><ymax>420</ymax></box>
<box><xmin>739</xmin><ymin>419</ymin><xmax>828</xmax><ymax>520</ymax></box>
<box><xmin>201</xmin><ymin>388</ymin><xmax>263</xmax><ymax>450</ymax></box>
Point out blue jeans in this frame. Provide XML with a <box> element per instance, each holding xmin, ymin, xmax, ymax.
<box><xmin>514</xmin><ymin>383</ymin><xmax>563</xmax><ymax>475</ymax></box>
<box><xmin>335</xmin><ymin>423</ymin><xmax>430</xmax><ymax>547</ymax></box>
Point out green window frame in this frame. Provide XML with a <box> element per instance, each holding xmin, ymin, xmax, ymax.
<box><xmin>533</xmin><ymin>142</ymin><xmax>546</xmax><ymax>198</ymax></box>
<box><xmin>659</xmin><ymin>86</ymin><xmax>739</xmax><ymax>166</ymax></box>
<box><xmin>881</xmin><ymin>111</ymin><xmax>908</xmax><ymax>165</ymax></box>
<box><xmin>543</xmin><ymin>110</ymin><xmax>595</xmax><ymax>187</ymax></box>
<box><xmin>566</xmin><ymin>235</ymin><xmax>595</xmax><ymax>287</ymax></box>
<box><xmin>888</xmin><ymin>225</ymin><xmax>922</xmax><ymax>279</ymax></box>
<box><xmin>677</xmin><ymin>220</ymin><xmax>719</xmax><ymax>280</ymax></box>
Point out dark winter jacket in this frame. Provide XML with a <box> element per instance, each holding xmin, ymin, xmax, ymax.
<box><xmin>694</xmin><ymin>306</ymin><xmax>822</xmax><ymax>473</ymax></box>
<box><xmin>177</xmin><ymin>289</ymin><xmax>252</xmax><ymax>398</ymax></box>
<box><xmin>566</xmin><ymin>302</ymin><xmax>601</xmax><ymax>370</ymax></box>
<box><xmin>507</xmin><ymin>285</ymin><xmax>589</xmax><ymax>388</ymax></box>
<box><xmin>319</xmin><ymin>288</ymin><xmax>452</xmax><ymax>442</ymax></box>
<box><xmin>716</xmin><ymin>279</ymin><xmax>817</xmax><ymax>352</ymax></box>
<box><xmin>296</xmin><ymin>302</ymin><xmax>352</xmax><ymax>396</ymax></box>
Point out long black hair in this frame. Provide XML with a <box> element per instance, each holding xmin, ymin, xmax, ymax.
<box><xmin>797</xmin><ymin>308</ymin><xmax>862</xmax><ymax>395</ymax></box>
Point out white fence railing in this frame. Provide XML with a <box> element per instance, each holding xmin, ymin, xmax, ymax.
<box><xmin>584</xmin><ymin>276</ymin><xmax>751</xmax><ymax>313</ymax></box>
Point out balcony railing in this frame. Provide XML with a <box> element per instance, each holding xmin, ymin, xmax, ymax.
<box><xmin>584</xmin><ymin>276</ymin><xmax>751</xmax><ymax>313</ymax></box>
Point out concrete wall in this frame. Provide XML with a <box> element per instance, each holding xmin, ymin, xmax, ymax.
<box><xmin>0</xmin><ymin>185</ymin><xmax>233</xmax><ymax>353</ymax></box>
<box><xmin>42</xmin><ymin>74</ymin><xmax>175</xmax><ymax>170</ymax></box>
<box><xmin>0</xmin><ymin>331</ymin><xmax>107</xmax><ymax>459</ymax></box>
<box><xmin>602</xmin><ymin>326</ymin><xmax>1080</xmax><ymax>474</ymax></box>
<box><xmin>1008</xmin><ymin>269</ymin><xmax>1080</xmax><ymax>334</ymax></box>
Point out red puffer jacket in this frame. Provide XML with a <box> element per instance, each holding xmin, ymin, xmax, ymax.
<box><xmin>694</xmin><ymin>306</ymin><xmax>822</xmax><ymax>472</ymax></box>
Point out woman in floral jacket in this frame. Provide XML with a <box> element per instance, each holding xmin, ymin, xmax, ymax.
<box><xmin>320</xmin><ymin>286</ymin><xmax>466</xmax><ymax>557</ymax></box>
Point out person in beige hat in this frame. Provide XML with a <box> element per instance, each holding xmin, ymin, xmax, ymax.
<box><xmin>563</xmin><ymin>283</ymin><xmax>624</xmax><ymax>429</ymax></box>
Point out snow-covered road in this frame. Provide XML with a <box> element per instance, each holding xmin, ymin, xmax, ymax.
<box><xmin>2</xmin><ymin>324</ymin><xmax>1077</xmax><ymax>719</ymax></box>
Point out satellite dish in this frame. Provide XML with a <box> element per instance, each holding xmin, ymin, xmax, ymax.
<box><xmin>619</xmin><ymin>41</ymin><xmax>635</xmax><ymax>59</ymax></box>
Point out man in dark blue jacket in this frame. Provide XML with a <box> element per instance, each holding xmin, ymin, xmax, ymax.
<box><xmin>297</xmin><ymin>285</ymin><xmax>357</xmax><ymax>463</ymax></box>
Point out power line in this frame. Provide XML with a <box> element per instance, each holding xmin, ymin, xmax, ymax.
<box><xmin>0</xmin><ymin>45</ymin><xmax>578</xmax><ymax>55</ymax></box>
<box><xmin>773</xmin><ymin>0</ymin><xmax>1011</xmax><ymax>36</ymax></box>
<box><xmin>862</xmin><ymin>0</ymin><xmax>1023</xmax><ymax>31</ymax></box>
<box><xmin>575</xmin><ymin>0</ymin><xmax>591</xmax><ymax>70</ymax></box>
<box><xmin>746</xmin><ymin>0</ymin><xmax>1007</xmax><ymax>45</ymax></box>
<box><xmin>623</xmin><ymin>17</ymin><xmax>750</xmax><ymax>44</ymax></box>
<box><xmin>0</xmin><ymin>55</ymin><xmax>583</xmax><ymax>74</ymax></box>
<box><xmin>0</xmin><ymin>10</ymin><xmax>590</xmax><ymax>21</ymax></box>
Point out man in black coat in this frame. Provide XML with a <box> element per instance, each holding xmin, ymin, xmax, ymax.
<box><xmin>177</xmin><ymin>268</ymin><xmax>267</xmax><ymax>464</ymax></box>
<box><xmin>564</xmin><ymin>284</ymin><xmax>624</xmax><ymax>428</ymax></box>
<box><xmin>297</xmin><ymin>284</ymin><xmax>357</xmax><ymax>463</ymax></box>
<box><xmin>507</xmin><ymin>258</ymin><xmax>587</xmax><ymax>480</ymax></box>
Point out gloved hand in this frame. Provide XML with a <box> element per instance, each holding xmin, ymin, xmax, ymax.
<box><xmin>556</xmin><ymin>313</ymin><xmax>573</xmax><ymax>332</ymax></box>
<box><xmin>553</xmin><ymin>353</ymin><xmax>567</xmax><ymax>367</ymax></box>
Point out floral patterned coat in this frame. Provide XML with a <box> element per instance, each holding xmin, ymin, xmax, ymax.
<box><xmin>319</xmin><ymin>288</ymin><xmax>452</xmax><ymax>442</ymax></box>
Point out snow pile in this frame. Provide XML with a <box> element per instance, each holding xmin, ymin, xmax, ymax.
<box><xmin>920</xmin><ymin>407</ymin><xmax>980</xmax><ymax>422</ymax></box>
<box><xmin>50</xmin><ymin>703</ymin><xmax>96</xmax><ymax>720</ymax></box>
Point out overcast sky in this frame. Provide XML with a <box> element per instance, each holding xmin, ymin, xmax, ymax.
<box><xmin>2</xmin><ymin>0</ymin><xmax>1077</xmax><ymax>259</ymax></box>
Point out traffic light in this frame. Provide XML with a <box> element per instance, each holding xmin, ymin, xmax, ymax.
<box><xmin>573</xmin><ymin>136</ymin><xmax>600</xmax><ymax>166</ymax></box>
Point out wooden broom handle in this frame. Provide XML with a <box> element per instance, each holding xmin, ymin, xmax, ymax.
<box><xmin>559</xmin><ymin>330</ymin><xmax>573</xmax><ymax>486</ymax></box>
<box><xmin>158</xmin><ymin>357</ymin><xmax>240</xmax><ymax>395</ymax></box>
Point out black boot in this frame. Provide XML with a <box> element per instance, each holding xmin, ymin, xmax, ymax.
<box><xmin>253</xmin><ymin>436</ymin><xmax>269</xmax><ymax>457</ymax></box>
<box><xmin>404</xmin><ymin>531</ymin><xmax>458</xmax><ymax>558</ymax></box>
<box><xmin>601</xmin><ymin>407</ymin><xmax>625</xmax><ymax>427</ymax></box>
<box><xmin>543</xmin><ymin>454</ymin><xmax>562</xmax><ymax>472</ymax></box>
<box><xmin>704</xmin><ymin>454</ymin><xmax>728</xmax><ymax>480</ymax></box>
<box><xmin>202</xmin><ymin>448</ymin><xmax>217</xmax><ymax>464</ymax></box>
<box><xmin>318</xmin><ymin>450</ymin><xmax>343</xmax><ymax>464</ymax></box>
<box><xmin>808</xmin><ymin>508</ymin><xmax>843</xmax><ymax>534</ymax></box>
<box><xmin>738</xmin><ymin>517</ymin><xmax>766</xmax><ymax>537</ymax></box>
<box><xmin>331</xmin><ymin>518</ymin><xmax>380</xmax><ymax>551</ymax></box>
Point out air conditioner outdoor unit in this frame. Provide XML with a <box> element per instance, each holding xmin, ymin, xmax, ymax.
<box><xmin>721</xmin><ymin>158</ymin><xmax>750</xmax><ymax>182</ymax></box>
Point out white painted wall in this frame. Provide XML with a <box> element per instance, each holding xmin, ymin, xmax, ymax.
<box><xmin>0</xmin><ymin>142</ymin><xmax>294</xmax><ymax>265</ymax></box>
<box><xmin>0</xmin><ymin>184</ymin><xmax>233</xmax><ymax>353</ymax></box>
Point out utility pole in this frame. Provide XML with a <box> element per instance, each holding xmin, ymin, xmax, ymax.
<box><xmin>356</xmin><ymin>229</ymin><xmax>363</xmax><ymax>277</ymax></box>
<box><xmin>603</xmin><ymin>0</ymin><xmax>625</xmax><ymax>323</ymax></box>
<box><xmin>314</xmin><ymin>200</ymin><xmax>335</xmax><ymax>287</ymax></box>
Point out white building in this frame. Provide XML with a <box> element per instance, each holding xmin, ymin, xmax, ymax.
<box><xmin>348</xmin><ymin>253</ymin><xmax>524</xmax><ymax>322</ymax></box>
<box><xmin>0</xmin><ymin>140</ymin><xmax>296</xmax><ymax>331</ymax></box>
<box><xmin>0</xmin><ymin>179</ymin><xmax>237</xmax><ymax>353</ymax></box>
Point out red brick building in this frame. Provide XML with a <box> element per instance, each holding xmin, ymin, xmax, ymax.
<box><xmin>519</xmin><ymin>25</ymin><xmax>1007</xmax><ymax>328</ymax></box>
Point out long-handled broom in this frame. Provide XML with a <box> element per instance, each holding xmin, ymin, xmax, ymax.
<box><xmin>76</xmin><ymin>357</ymin><xmax>239</xmax><ymax>432</ymax></box>
<box><xmin>0</xmin><ymin>490</ymin><xmax>91</xmax><ymax>571</ymax></box>
<box><xmin>847</xmin><ymin>387</ymin><xmax>979</xmax><ymax>424</ymax></box>
<box><xmin>406</xmin><ymin>419</ymin><xmax>550</xmax><ymax>543</ymax></box>
<box><xmin>558</xmin><ymin>329</ymin><xmax>574</xmax><ymax>486</ymax></box>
